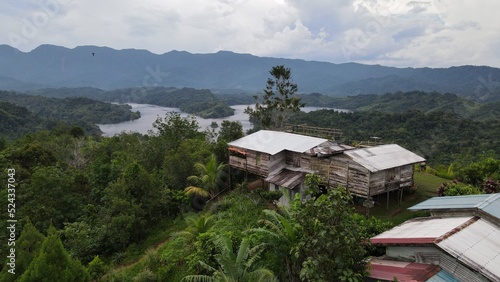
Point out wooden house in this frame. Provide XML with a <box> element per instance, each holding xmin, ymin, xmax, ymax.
<box><xmin>228</xmin><ymin>130</ymin><xmax>332</xmax><ymax>205</ymax></box>
<box><xmin>228</xmin><ymin>130</ymin><xmax>424</xmax><ymax>205</ymax></box>
<box><xmin>324</xmin><ymin>144</ymin><xmax>425</xmax><ymax>199</ymax></box>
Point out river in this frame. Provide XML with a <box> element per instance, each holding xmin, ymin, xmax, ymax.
<box><xmin>97</xmin><ymin>103</ymin><xmax>348</xmax><ymax>136</ymax></box>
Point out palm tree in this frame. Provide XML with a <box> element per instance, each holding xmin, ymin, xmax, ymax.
<box><xmin>248</xmin><ymin>208</ymin><xmax>301</xmax><ymax>282</ymax></box>
<box><xmin>171</xmin><ymin>214</ymin><xmax>215</xmax><ymax>241</ymax></box>
<box><xmin>185</xmin><ymin>154</ymin><xmax>227</xmax><ymax>199</ymax></box>
<box><xmin>182</xmin><ymin>234</ymin><xmax>277</xmax><ymax>282</ymax></box>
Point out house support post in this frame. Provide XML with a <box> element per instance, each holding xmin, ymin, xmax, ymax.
<box><xmin>386</xmin><ymin>191</ymin><xmax>389</xmax><ymax>210</ymax></box>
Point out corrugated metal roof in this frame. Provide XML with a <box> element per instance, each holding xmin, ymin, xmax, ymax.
<box><xmin>227</xmin><ymin>130</ymin><xmax>327</xmax><ymax>155</ymax></box>
<box><xmin>437</xmin><ymin>218</ymin><xmax>500</xmax><ymax>282</ymax></box>
<box><xmin>265</xmin><ymin>169</ymin><xmax>305</xmax><ymax>189</ymax></box>
<box><xmin>369</xmin><ymin>259</ymin><xmax>441</xmax><ymax>282</ymax></box>
<box><xmin>308</xmin><ymin>142</ymin><xmax>354</xmax><ymax>157</ymax></box>
<box><xmin>426</xmin><ymin>270</ymin><xmax>460</xmax><ymax>282</ymax></box>
<box><xmin>371</xmin><ymin>217</ymin><xmax>473</xmax><ymax>244</ymax></box>
<box><xmin>344</xmin><ymin>144</ymin><xmax>425</xmax><ymax>172</ymax></box>
<box><xmin>409</xmin><ymin>194</ymin><xmax>500</xmax><ymax>220</ymax></box>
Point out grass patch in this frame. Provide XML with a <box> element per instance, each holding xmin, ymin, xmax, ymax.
<box><xmin>115</xmin><ymin>217</ymin><xmax>187</xmax><ymax>268</ymax></box>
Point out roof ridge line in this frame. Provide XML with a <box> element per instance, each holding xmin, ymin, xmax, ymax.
<box><xmin>434</xmin><ymin>216</ymin><xmax>479</xmax><ymax>244</ymax></box>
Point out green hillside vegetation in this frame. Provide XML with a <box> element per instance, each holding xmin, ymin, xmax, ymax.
<box><xmin>298</xmin><ymin>91</ymin><xmax>500</xmax><ymax>121</ymax></box>
<box><xmin>0</xmin><ymin>108</ymin><xmax>497</xmax><ymax>281</ymax></box>
<box><xmin>219</xmin><ymin>91</ymin><xmax>500</xmax><ymax>122</ymax></box>
<box><xmin>29</xmin><ymin>87</ymin><xmax>235</xmax><ymax>118</ymax></box>
<box><xmin>0</xmin><ymin>90</ymin><xmax>140</xmax><ymax>136</ymax></box>
<box><xmin>0</xmin><ymin>100</ymin><xmax>97</xmax><ymax>139</ymax></box>
<box><xmin>290</xmin><ymin>109</ymin><xmax>500</xmax><ymax>165</ymax></box>
<box><xmin>0</xmin><ymin>101</ymin><xmax>51</xmax><ymax>139</ymax></box>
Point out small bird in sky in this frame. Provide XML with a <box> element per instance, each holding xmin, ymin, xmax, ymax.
<box><xmin>92</xmin><ymin>52</ymin><xmax>95</xmax><ymax>56</ymax></box>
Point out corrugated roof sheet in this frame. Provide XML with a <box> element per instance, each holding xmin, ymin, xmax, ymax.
<box><xmin>265</xmin><ymin>169</ymin><xmax>305</xmax><ymax>189</ymax></box>
<box><xmin>437</xmin><ymin>218</ymin><xmax>500</xmax><ymax>282</ymax></box>
<box><xmin>308</xmin><ymin>142</ymin><xmax>354</xmax><ymax>157</ymax></box>
<box><xmin>371</xmin><ymin>217</ymin><xmax>473</xmax><ymax>245</ymax></box>
<box><xmin>227</xmin><ymin>130</ymin><xmax>327</xmax><ymax>155</ymax></box>
<box><xmin>369</xmin><ymin>259</ymin><xmax>441</xmax><ymax>282</ymax></box>
<box><xmin>371</xmin><ymin>216</ymin><xmax>500</xmax><ymax>281</ymax></box>
<box><xmin>343</xmin><ymin>144</ymin><xmax>425</xmax><ymax>172</ymax></box>
<box><xmin>426</xmin><ymin>270</ymin><xmax>460</xmax><ymax>282</ymax></box>
<box><xmin>409</xmin><ymin>194</ymin><xmax>500</xmax><ymax>220</ymax></box>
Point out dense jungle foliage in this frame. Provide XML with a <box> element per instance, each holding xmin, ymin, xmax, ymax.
<box><xmin>219</xmin><ymin>91</ymin><xmax>500</xmax><ymax>122</ymax></box>
<box><xmin>1</xmin><ymin>75</ymin><xmax>499</xmax><ymax>281</ymax></box>
<box><xmin>289</xmin><ymin>109</ymin><xmax>500</xmax><ymax>166</ymax></box>
<box><xmin>0</xmin><ymin>112</ymin><xmax>398</xmax><ymax>281</ymax></box>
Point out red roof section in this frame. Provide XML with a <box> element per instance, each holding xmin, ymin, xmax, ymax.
<box><xmin>369</xmin><ymin>259</ymin><xmax>441</xmax><ymax>282</ymax></box>
<box><xmin>370</xmin><ymin>237</ymin><xmax>437</xmax><ymax>245</ymax></box>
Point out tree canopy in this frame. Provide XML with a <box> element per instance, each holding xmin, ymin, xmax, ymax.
<box><xmin>245</xmin><ymin>65</ymin><xmax>304</xmax><ymax>130</ymax></box>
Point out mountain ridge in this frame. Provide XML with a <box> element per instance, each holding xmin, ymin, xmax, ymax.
<box><xmin>1</xmin><ymin>44</ymin><xmax>499</xmax><ymax>101</ymax></box>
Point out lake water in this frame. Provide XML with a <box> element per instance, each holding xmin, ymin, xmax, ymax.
<box><xmin>98</xmin><ymin>103</ymin><xmax>348</xmax><ymax>136</ymax></box>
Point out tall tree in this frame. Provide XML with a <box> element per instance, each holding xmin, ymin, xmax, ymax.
<box><xmin>152</xmin><ymin>112</ymin><xmax>202</xmax><ymax>149</ymax></box>
<box><xmin>245</xmin><ymin>65</ymin><xmax>304</xmax><ymax>130</ymax></box>
<box><xmin>294</xmin><ymin>181</ymin><xmax>368</xmax><ymax>281</ymax></box>
<box><xmin>0</xmin><ymin>219</ymin><xmax>45</xmax><ymax>281</ymax></box>
<box><xmin>19</xmin><ymin>166</ymin><xmax>87</xmax><ymax>231</ymax></box>
<box><xmin>19</xmin><ymin>226</ymin><xmax>89</xmax><ymax>282</ymax></box>
<box><xmin>217</xmin><ymin>120</ymin><xmax>244</xmax><ymax>143</ymax></box>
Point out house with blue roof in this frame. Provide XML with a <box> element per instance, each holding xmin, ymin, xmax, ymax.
<box><xmin>368</xmin><ymin>193</ymin><xmax>500</xmax><ymax>282</ymax></box>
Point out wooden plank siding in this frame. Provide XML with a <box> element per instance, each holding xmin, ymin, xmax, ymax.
<box><xmin>314</xmin><ymin>155</ymin><xmax>417</xmax><ymax>198</ymax></box>
<box><xmin>229</xmin><ymin>149</ymin><xmax>271</xmax><ymax>177</ymax></box>
<box><xmin>369</xmin><ymin>171</ymin><xmax>387</xmax><ymax>196</ymax></box>
<box><xmin>269</xmin><ymin>151</ymin><xmax>286</xmax><ymax>175</ymax></box>
<box><xmin>229</xmin><ymin>145</ymin><xmax>418</xmax><ymax>200</ymax></box>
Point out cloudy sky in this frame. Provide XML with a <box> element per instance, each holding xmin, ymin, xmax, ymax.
<box><xmin>2</xmin><ymin>0</ymin><xmax>499</xmax><ymax>67</ymax></box>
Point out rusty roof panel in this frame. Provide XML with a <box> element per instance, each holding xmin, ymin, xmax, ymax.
<box><xmin>265</xmin><ymin>169</ymin><xmax>305</xmax><ymax>189</ymax></box>
<box><xmin>369</xmin><ymin>259</ymin><xmax>441</xmax><ymax>282</ymax></box>
<box><xmin>309</xmin><ymin>142</ymin><xmax>354</xmax><ymax>157</ymax></box>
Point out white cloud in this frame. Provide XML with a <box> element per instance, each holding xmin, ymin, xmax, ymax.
<box><xmin>0</xmin><ymin>0</ymin><xmax>499</xmax><ymax>67</ymax></box>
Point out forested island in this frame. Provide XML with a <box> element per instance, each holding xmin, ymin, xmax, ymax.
<box><xmin>29</xmin><ymin>87</ymin><xmax>235</xmax><ymax>118</ymax></box>
<box><xmin>0</xmin><ymin>90</ymin><xmax>140</xmax><ymax>137</ymax></box>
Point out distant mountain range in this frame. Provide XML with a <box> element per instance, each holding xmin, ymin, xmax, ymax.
<box><xmin>1</xmin><ymin>44</ymin><xmax>499</xmax><ymax>101</ymax></box>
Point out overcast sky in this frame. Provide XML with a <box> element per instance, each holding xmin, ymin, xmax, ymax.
<box><xmin>2</xmin><ymin>0</ymin><xmax>499</xmax><ymax>68</ymax></box>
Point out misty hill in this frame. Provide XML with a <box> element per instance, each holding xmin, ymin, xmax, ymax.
<box><xmin>1</xmin><ymin>44</ymin><xmax>500</xmax><ymax>101</ymax></box>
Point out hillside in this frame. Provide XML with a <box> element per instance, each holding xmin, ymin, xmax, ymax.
<box><xmin>219</xmin><ymin>91</ymin><xmax>500</xmax><ymax>122</ymax></box>
<box><xmin>28</xmin><ymin>87</ymin><xmax>235</xmax><ymax>118</ymax></box>
<box><xmin>1</xmin><ymin>44</ymin><xmax>499</xmax><ymax>101</ymax></box>
<box><xmin>0</xmin><ymin>101</ymin><xmax>51</xmax><ymax>139</ymax></box>
<box><xmin>0</xmin><ymin>91</ymin><xmax>141</xmax><ymax>136</ymax></box>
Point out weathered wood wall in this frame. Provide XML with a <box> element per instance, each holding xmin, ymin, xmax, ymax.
<box><xmin>269</xmin><ymin>151</ymin><xmax>286</xmax><ymax>174</ymax></box>
<box><xmin>229</xmin><ymin>146</ymin><xmax>417</xmax><ymax>200</ymax></box>
<box><xmin>312</xmin><ymin>155</ymin><xmax>371</xmax><ymax>197</ymax></box>
<box><xmin>228</xmin><ymin>149</ymin><xmax>271</xmax><ymax>177</ymax></box>
<box><xmin>312</xmin><ymin>155</ymin><xmax>416</xmax><ymax>198</ymax></box>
